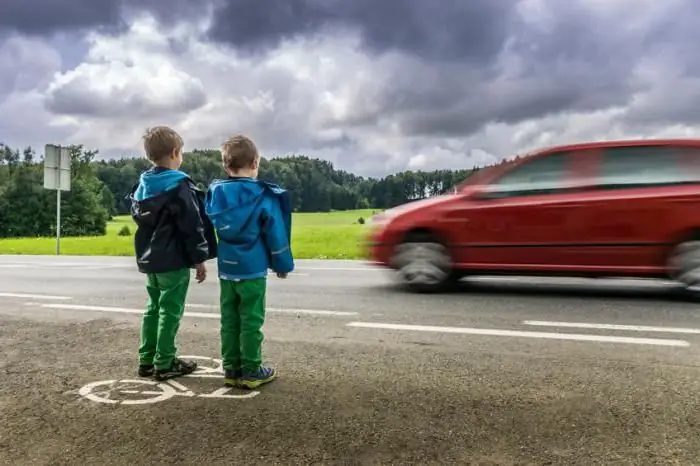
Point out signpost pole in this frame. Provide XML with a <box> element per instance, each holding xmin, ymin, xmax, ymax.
<box><xmin>56</xmin><ymin>165</ymin><xmax>61</xmax><ymax>255</ymax></box>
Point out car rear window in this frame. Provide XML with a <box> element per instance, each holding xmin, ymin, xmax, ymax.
<box><xmin>598</xmin><ymin>145</ymin><xmax>700</xmax><ymax>188</ymax></box>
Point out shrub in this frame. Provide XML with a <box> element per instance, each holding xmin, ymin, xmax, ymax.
<box><xmin>357</xmin><ymin>217</ymin><xmax>365</xmax><ymax>225</ymax></box>
<box><xmin>118</xmin><ymin>225</ymin><xmax>132</xmax><ymax>236</ymax></box>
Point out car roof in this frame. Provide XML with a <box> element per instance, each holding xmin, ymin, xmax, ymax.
<box><xmin>533</xmin><ymin>138</ymin><xmax>700</xmax><ymax>157</ymax></box>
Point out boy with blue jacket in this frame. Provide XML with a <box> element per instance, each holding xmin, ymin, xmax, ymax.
<box><xmin>205</xmin><ymin>135</ymin><xmax>294</xmax><ymax>389</ymax></box>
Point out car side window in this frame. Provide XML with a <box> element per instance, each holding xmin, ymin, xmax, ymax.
<box><xmin>480</xmin><ymin>152</ymin><xmax>572</xmax><ymax>198</ymax></box>
<box><xmin>598</xmin><ymin>145</ymin><xmax>700</xmax><ymax>188</ymax></box>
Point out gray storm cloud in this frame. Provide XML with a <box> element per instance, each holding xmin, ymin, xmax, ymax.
<box><xmin>2</xmin><ymin>0</ymin><xmax>700</xmax><ymax>175</ymax></box>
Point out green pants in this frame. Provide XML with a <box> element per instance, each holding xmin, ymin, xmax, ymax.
<box><xmin>220</xmin><ymin>277</ymin><xmax>267</xmax><ymax>373</ymax></box>
<box><xmin>139</xmin><ymin>269</ymin><xmax>191</xmax><ymax>369</ymax></box>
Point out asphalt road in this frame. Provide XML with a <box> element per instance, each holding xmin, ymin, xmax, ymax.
<box><xmin>1</xmin><ymin>255</ymin><xmax>700</xmax><ymax>465</ymax></box>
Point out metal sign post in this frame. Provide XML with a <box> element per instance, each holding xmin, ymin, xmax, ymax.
<box><xmin>43</xmin><ymin>144</ymin><xmax>71</xmax><ymax>255</ymax></box>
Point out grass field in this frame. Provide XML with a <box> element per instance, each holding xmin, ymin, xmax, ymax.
<box><xmin>0</xmin><ymin>209</ymin><xmax>379</xmax><ymax>259</ymax></box>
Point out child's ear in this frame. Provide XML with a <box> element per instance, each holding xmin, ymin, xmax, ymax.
<box><xmin>252</xmin><ymin>157</ymin><xmax>259</xmax><ymax>169</ymax></box>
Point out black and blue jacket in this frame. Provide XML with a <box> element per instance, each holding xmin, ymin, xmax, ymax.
<box><xmin>129</xmin><ymin>167</ymin><xmax>217</xmax><ymax>274</ymax></box>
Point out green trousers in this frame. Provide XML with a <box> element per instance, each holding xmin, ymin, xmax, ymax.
<box><xmin>139</xmin><ymin>269</ymin><xmax>191</xmax><ymax>370</ymax></box>
<box><xmin>220</xmin><ymin>277</ymin><xmax>267</xmax><ymax>373</ymax></box>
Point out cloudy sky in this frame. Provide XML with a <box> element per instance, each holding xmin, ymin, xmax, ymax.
<box><xmin>1</xmin><ymin>0</ymin><xmax>699</xmax><ymax>176</ymax></box>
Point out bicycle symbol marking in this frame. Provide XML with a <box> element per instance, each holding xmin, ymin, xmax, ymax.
<box><xmin>77</xmin><ymin>355</ymin><xmax>260</xmax><ymax>405</ymax></box>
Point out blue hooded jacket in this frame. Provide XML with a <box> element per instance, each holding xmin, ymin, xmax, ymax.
<box><xmin>133</xmin><ymin>167</ymin><xmax>190</xmax><ymax>201</ymax></box>
<box><xmin>205</xmin><ymin>177</ymin><xmax>294</xmax><ymax>280</ymax></box>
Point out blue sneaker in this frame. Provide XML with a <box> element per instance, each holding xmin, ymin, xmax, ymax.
<box><xmin>224</xmin><ymin>369</ymin><xmax>242</xmax><ymax>387</ymax></box>
<box><xmin>239</xmin><ymin>367</ymin><xmax>277</xmax><ymax>389</ymax></box>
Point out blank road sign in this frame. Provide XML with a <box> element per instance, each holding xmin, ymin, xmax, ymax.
<box><xmin>44</xmin><ymin>144</ymin><xmax>70</xmax><ymax>169</ymax></box>
<box><xmin>43</xmin><ymin>169</ymin><xmax>71</xmax><ymax>191</ymax></box>
<box><xmin>44</xmin><ymin>144</ymin><xmax>71</xmax><ymax>191</ymax></box>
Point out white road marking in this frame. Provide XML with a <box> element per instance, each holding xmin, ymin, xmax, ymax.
<box><xmin>0</xmin><ymin>262</ymin><xmax>129</xmax><ymax>269</ymax></box>
<box><xmin>468</xmin><ymin>276</ymin><xmax>677</xmax><ymax>288</ymax></box>
<box><xmin>295</xmin><ymin>266</ymin><xmax>381</xmax><ymax>272</ymax></box>
<box><xmin>76</xmin><ymin>378</ymin><xmax>260</xmax><ymax>404</ymax></box>
<box><xmin>523</xmin><ymin>320</ymin><xmax>700</xmax><ymax>335</ymax></box>
<box><xmin>269</xmin><ymin>307</ymin><xmax>356</xmax><ymax>316</ymax></box>
<box><xmin>0</xmin><ymin>292</ymin><xmax>72</xmax><ymax>300</ymax></box>
<box><xmin>34</xmin><ymin>303</ymin><xmax>357</xmax><ymax>317</ymax></box>
<box><xmin>346</xmin><ymin>322</ymin><xmax>690</xmax><ymax>347</ymax></box>
<box><xmin>185</xmin><ymin>303</ymin><xmax>356</xmax><ymax>316</ymax></box>
<box><xmin>165</xmin><ymin>380</ymin><xmax>194</xmax><ymax>395</ymax></box>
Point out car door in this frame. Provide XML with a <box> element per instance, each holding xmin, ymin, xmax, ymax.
<box><xmin>447</xmin><ymin>150</ymin><xmax>593</xmax><ymax>271</ymax></box>
<box><xmin>573</xmin><ymin>144</ymin><xmax>700</xmax><ymax>272</ymax></box>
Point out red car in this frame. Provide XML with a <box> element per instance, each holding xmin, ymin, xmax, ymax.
<box><xmin>367</xmin><ymin>139</ymin><xmax>700</xmax><ymax>295</ymax></box>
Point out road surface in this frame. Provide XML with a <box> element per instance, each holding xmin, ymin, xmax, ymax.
<box><xmin>1</xmin><ymin>255</ymin><xmax>700</xmax><ymax>465</ymax></box>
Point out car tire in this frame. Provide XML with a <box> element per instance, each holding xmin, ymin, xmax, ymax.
<box><xmin>391</xmin><ymin>233</ymin><xmax>458</xmax><ymax>293</ymax></box>
<box><xmin>668</xmin><ymin>239</ymin><xmax>700</xmax><ymax>300</ymax></box>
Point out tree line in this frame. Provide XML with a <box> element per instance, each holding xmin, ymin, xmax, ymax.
<box><xmin>0</xmin><ymin>143</ymin><xmax>489</xmax><ymax>238</ymax></box>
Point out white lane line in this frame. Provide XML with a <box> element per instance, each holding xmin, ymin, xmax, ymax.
<box><xmin>0</xmin><ymin>264</ymin><xmax>130</xmax><ymax>271</ymax></box>
<box><xmin>295</xmin><ymin>266</ymin><xmax>381</xmax><ymax>272</ymax></box>
<box><xmin>186</xmin><ymin>303</ymin><xmax>355</xmax><ymax>316</ymax></box>
<box><xmin>0</xmin><ymin>292</ymin><xmax>72</xmax><ymax>300</ymax></box>
<box><xmin>34</xmin><ymin>303</ymin><xmax>357</xmax><ymax>317</ymax></box>
<box><xmin>346</xmin><ymin>322</ymin><xmax>690</xmax><ymax>347</ymax></box>
<box><xmin>37</xmin><ymin>304</ymin><xmax>218</xmax><ymax>319</ymax></box>
<box><xmin>523</xmin><ymin>320</ymin><xmax>700</xmax><ymax>335</ymax></box>
<box><xmin>0</xmin><ymin>262</ymin><xmax>127</xmax><ymax>267</ymax></box>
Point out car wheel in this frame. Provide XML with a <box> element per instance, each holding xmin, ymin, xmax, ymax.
<box><xmin>668</xmin><ymin>239</ymin><xmax>700</xmax><ymax>300</ymax></box>
<box><xmin>391</xmin><ymin>235</ymin><xmax>456</xmax><ymax>293</ymax></box>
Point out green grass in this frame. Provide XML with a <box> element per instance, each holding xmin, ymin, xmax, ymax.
<box><xmin>0</xmin><ymin>209</ymin><xmax>379</xmax><ymax>259</ymax></box>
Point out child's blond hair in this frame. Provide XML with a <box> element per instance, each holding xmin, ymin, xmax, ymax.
<box><xmin>221</xmin><ymin>135</ymin><xmax>259</xmax><ymax>172</ymax></box>
<box><xmin>143</xmin><ymin>126</ymin><xmax>183</xmax><ymax>163</ymax></box>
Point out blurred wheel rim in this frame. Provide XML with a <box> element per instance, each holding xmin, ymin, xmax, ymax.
<box><xmin>393</xmin><ymin>242</ymin><xmax>451</xmax><ymax>286</ymax></box>
<box><xmin>669</xmin><ymin>240</ymin><xmax>700</xmax><ymax>287</ymax></box>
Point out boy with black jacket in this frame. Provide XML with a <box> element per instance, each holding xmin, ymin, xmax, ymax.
<box><xmin>130</xmin><ymin>126</ymin><xmax>217</xmax><ymax>381</ymax></box>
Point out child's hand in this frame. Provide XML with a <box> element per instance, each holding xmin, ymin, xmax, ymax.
<box><xmin>276</xmin><ymin>272</ymin><xmax>288</xmax><ymax>279</ymax></box>
<box><xmin>195</xmin><ymin>263</ymin><xmax>207</xmax><ymax>283</ymax></box>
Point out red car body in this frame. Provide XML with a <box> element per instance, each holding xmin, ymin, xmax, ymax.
<box><xmin>367</xmin><ymin>139</ymin><xmax>700</xmax><ymax>292</ymax></box>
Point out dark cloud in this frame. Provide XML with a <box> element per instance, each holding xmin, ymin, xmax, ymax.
<box><xmin>207</xmin><ymin>0</ymin><xmax>516</xmax><ymax>62</ymax></box>
<box><xmin>44</xmin><ymin>73</ymin><xmax>207</xmax><ymax>119</ymax></box>
<box><xmin>5</xmin><ymin>0</ymin><xmax>700</xmax><ymax>174</ymax></box>
<box><xmin>0</xmin><ymin>36</ymin><xmax>59</xmax><ymax>99</ymax></box>
<box><xmin>0</xmin><ymin>0</ymin><xmax>516</xmax><ymax>64</ymax></box>
<box><xmin>322</xmin><ymin>1</ymin><xmax>700</xmax><ymax>138</ymax></box>
<box><xmin>203</xmin><ymin>0</ymin><xmax>657</xmax><ymax>137</ymax></box>
<box><xmin>0</xmin><ymin>0</ymin><xmax>123</xmax><ymax>35</ymax></box>
<box><xmin>0</xmin><ymin>0</ymin><xmax>209</xmax><ymax>36</ymax></box>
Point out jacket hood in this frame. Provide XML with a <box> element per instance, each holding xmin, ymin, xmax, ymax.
<box><xmin>133</xmin><ymin>168</ymin><xmax>190</xmax><ymax>201</ymax></box>
<box><xmin>205</xmin><ymin>178</ymin><xmax>268</xmax><ymax>237</ymax></box>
